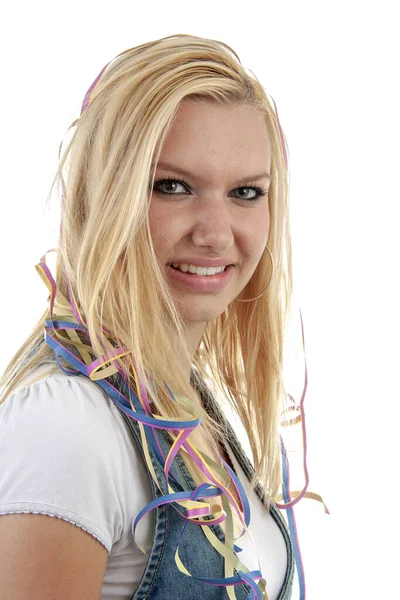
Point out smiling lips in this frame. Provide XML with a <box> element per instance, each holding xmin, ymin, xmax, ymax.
<box><xmin>170</xmin><ymin>263</ymin><xmax>227</xmax><ymax>276</ymax></box>
<box><xmin>167</xmin><ymin>262</ymin><xmax>235</xmax><ymax>291</ymax></box>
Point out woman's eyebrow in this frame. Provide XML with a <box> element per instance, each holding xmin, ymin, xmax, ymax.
<box><xmin>154</xmin><ymin>161</ymin><xmax>271</xmax><ymax>184</ymax></box>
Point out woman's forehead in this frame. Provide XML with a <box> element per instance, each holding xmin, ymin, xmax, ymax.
<box><xmin>155</xmin><ymin>101</ymin><xmax>271</xmax><ymax>182</ymax></box>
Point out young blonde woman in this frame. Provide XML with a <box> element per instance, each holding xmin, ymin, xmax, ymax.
<box><xmin>0</xmin><ymin>34</ymin><xmax>302</xmax><ymax>599</ymax></box>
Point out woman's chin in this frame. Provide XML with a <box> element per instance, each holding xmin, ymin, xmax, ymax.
<box><xmin>175</xmin><ymin>299</ymin><xmax>229</xmax><ymax>325</ymax></box>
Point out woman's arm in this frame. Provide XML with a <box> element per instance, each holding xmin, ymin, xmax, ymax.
<box><xmin>0</xmin><ymin>513</ymin><xmax>108</xmax><ymax>600</ymax></box>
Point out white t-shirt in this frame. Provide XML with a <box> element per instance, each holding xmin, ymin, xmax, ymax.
<box><xmin>0</xmin><ymin>362</ymin><xmax>287</xmax><ymax>599</ymax></box>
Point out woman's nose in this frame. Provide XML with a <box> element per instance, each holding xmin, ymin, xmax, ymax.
<box><xmin>189</xmin><ymin>197</ymin><xmax>234</xmax><ymax>252</ymax></box>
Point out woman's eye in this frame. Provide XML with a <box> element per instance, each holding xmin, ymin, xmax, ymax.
<box><xmin>153</xmin><ymin>178</ymin><xmax>188</xmax><ymax>195</ymax></box>
<box><xmin>233</xmin><ymin>185</ymin><xmax>268</xmax><ymax>202</ymax></box>
<box><xmin>235</xmin><ymin>187</ymin><xmax>258</xmax><ymax>201</ymax></box>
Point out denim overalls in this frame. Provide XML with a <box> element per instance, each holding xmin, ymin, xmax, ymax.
<box><xmin>118</xmin><ymin>373</ymin><xmax>295</xmax><ymax>600</ymax></box>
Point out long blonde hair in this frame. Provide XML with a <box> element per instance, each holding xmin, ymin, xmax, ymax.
<box><xmin>0</xmin><ymin>33</ymin><xmax>292</xmax><ymax>501</ymax></box>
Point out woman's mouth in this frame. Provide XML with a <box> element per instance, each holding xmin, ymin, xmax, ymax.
<box><xmin>168</xmin><ymin>263</ymin><xmax>228</xmax><ymax>276</ymax></box>
<box><xmin>166</xmin><ymin>263</ymin><xmax>235</xmax><ymax>292</ymax></box>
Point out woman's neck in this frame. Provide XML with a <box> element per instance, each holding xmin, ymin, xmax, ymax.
<box><xmin>181</xmin><ymin>320</ymin><xmax>206</xmax><ymax>383</ymax></box>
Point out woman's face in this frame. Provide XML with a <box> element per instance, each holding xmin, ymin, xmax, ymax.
<box><xmin>149</xmin><ymin>99</ymin><xmax>271</xmax><ymax>327</ymax></box>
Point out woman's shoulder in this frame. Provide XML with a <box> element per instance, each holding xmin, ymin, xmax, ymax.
<box><xmin>0</xmin><ymin>360</ymin><xmax>153</xmax><ymax>553</ymax></box>
<box><xmin>0</xmin><ymin>360</ymin><xmax>139</xmax><ymax>471</ymax></box>
<box><xmin>7</xmin><ymin>360</ymin><xmax>109</xmax><ymax>400</ymax></box>
<box><xmin>3</xmin><ymin>361</ymin><xmax>119</xmax><ymax>423</ymax></box>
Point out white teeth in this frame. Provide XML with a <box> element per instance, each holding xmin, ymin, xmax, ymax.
<box><xmin>172</xmin><ymin>262</ymin><xmax>188</xmax><ymax>272</ymax></box>
<box><xmin>170</xmin><ymin>263</ymin><xmax>226</xmax><ymax>276</ymax></box>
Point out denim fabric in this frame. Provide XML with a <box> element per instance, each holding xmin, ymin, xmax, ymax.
<box><xmin>118</xmin><ymin>376</ymin><xmax>294</xmax><ymax>600</ymax></box>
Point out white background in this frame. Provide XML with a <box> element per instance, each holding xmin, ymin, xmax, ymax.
<box><xmin>0</xmin><ymin>1</ymin><xmax>398</xmax><ymax>598</ymax></box>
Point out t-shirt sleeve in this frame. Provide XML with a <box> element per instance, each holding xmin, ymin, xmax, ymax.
<box><xmin>0</xmin><ymin>372</ymin><xmax>130</xmax><ymax>554</ymax></box>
